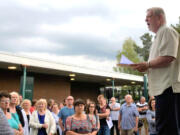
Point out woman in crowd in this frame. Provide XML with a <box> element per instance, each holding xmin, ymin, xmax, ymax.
<box><xmin>84</xmin><ymin>99</ymin><xmax>91</xmax><ymax>112</ymax></box>
<box><xmin>51</xmin><ymin>103</ymin><xmax>62</xmax><ymax>135</ymax></box>
<box><xmin>97</xmin><ymin>95</ymin><xmax>110</xmax><ymax>135</ymax></box>
<box><xmin>0</xmin><ymin>91</ymin><xmax>23</xmax><ymax>135</ymax></box>
<box><xmin>29</xmin><ymin>98</ymin><xmax>56</xmax><ymax>135</ymax></box>
<box><xmin>66</xmin><ymin>99</ymin><xmax>98</xmax><ymax>135</ymax></box>
<box><xmin>30</xmin><ymin>99</ymin><xmax>37</xmax><ymax>113</ymax></box>
<box><xmin>146</xmin><ymin>98</ymin><xmax>157</xmax><ymax>135</ymax></box>
<box><xmin>9</xmin><ymin>92</ymin><xmax>25</xmax><ymax>128</ymax></box>
<box><xmin>48</xmin><ymin>99</ymin><xmax>55</xmax><ymax>112</ymax></box>
<box><xmin>86</xmin><ymin>101</ymin><xmax>100</xmax><ymax>130</ymax></box>
<box><xmin>21</xmin><ymin>99</ymin><xmax>32</xmax><ymax>135</ymax></box>
<box><xmin>58</xmin><ymin>102</ymin><xmax>64</xmax><ymax>110</ymax></box>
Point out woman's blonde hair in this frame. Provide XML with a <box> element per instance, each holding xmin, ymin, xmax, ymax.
<box><xmin>21</xmin><ymin>99</ymin><xmax>31</xmax><ymax>109</ymax></box>
<box><xmin>10</xmin><ymin>91</ymin><xmax>20</xmax><ymax>105</ymax></box>
<box><xmin>97</xmin><ymin>94</ymin><xmax>105</xmax><ymax>101</ymax></box>
<box><xmin>36</xmin><ymin>99</ymin><xmax>47</xmax><ymax>110</ymax></box>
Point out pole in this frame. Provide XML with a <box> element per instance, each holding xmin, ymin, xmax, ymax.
<box><xmin>22</xmin><ymin>65</ymin><xmax>27</xmax><ymax>99</ymax></box>
<box><xmin>143</xmin><ymin>74</ymin><xmax>148</xmax><ymax>101</ymax></box>
<box><xmin>112</xmin><ymin>79</ymin><xmax>115</xmax><ymax>97</ymax></box>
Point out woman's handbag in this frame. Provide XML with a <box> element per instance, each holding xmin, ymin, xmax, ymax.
<box><xmin>138</xmin><ymin>120</ymin><xmax>143</xmax><ymax>128</ymax></box>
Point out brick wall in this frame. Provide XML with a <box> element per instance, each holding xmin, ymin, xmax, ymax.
<box><xmin>0</xmin><ymin>69</ymin><xmax>70</xmax><ymax>102</ymax></box>
<box><xmin>71</xmin><ymin>81</ymin><xmax>101</xmax><ymax>103</ymax></box>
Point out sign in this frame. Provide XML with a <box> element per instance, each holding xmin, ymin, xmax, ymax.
<box><xmin>20</xmin><ymin>76</ymin><xmax>34</xmax><ymax>101</ymax></box>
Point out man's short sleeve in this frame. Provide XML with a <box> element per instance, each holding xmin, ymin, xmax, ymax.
<box><xmin>159</xmin><ymin>28</ymin><xmax>179</xmax><ymax>58</ymax></box>
<box><xmin>133</xmin><ymin>106</ymin><xmax>139</xmax><ymax>117</ymax></box>
<box><xmin>116</xmin><ymin>103</ymin><xmax>120</xmax><ymax>108</ymax></box>
<box><xmin>58</xmin><ymin>109</ymin><xmax>62</xmax><ymax>118</ymax></box>
<box><xmin>119</xmin><ymin>106</ymin><xmax>123</xmax><ymax>115</ymax></box>
<box><xmin>136</xmin><ymin>102</ymin><xmax>140</xmax><ymax>108</ymax></box>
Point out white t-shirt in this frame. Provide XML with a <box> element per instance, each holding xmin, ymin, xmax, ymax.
<box><xmin>109</xmin><ymin>103</ymin><xmax>120</xmax><ymax>121</ymax></box>
<box><xmin>136</xmin><ymin>102</ymin><xmax>148</xmax><ymax>118</ymax></box>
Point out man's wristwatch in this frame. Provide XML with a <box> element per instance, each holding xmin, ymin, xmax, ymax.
<box><xmin>147</xmin><ymin>61</ymin><xmax>151</xmax><ymax>68</ymax></box>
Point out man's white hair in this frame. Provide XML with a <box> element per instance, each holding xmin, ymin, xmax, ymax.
<box><xmin>147</xmin><ymin>7</ymin><xmax>166</xmax><ymax>24</ymax></box>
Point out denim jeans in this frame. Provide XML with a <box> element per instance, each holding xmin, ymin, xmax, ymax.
<box><xmin>98</xmin><ymin>125</ymin><xmax>110</xmax><ymax>135</ymax></box>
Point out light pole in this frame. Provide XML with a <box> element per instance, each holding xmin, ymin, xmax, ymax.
<box><xmin>22</xmin><ymin>65</ymin><xmax>27</xmax><ymax>99</ymax></box>
<box><xmin>112</xmin><ymin>78</ymin><xmax>115</xmax><ymax>97</ymax></box>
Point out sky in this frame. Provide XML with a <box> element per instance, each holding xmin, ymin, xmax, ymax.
<box><xmin>0</xmin><ymin>0</ymin><xmax>179</xmax><ymax>72</ymax></box>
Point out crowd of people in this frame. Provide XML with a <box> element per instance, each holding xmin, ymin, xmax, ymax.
<box><xmin>0</xmin><ymin>90</ymin><xmax>157</xmax><ymax>135</ymax></box>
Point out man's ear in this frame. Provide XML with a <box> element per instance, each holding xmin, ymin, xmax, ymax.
<box><xmin>159</xmin><ymin>14</ymin><xmax>165</xmax><ymax>24</ymax></box>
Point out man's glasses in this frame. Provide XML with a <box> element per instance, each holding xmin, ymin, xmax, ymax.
<box><xmin>1</xmin><ymin>100</ymin><xmax>10</xmax><ymax>103</ymax></box>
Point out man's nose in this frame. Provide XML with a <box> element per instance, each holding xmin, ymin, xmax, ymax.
<box><xmin>145</xmin><ymin>18</ymin><xmax>147</xmax><ymax>22</ymax></box>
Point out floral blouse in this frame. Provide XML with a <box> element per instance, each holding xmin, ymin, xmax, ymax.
<box><xmin>66</xmin><ymin>115</ymin><xmax>98</xmax><ymax>134</ymax></box>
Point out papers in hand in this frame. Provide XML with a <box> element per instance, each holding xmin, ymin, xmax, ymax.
<box><xmin>106</xmin><ymin>117</ymin><xmax>113</xmax><ymax>129</ymax></box>
<box><xmin>117</xmin><ymin>55</ymin><xmax>134</xmax><ymax>67</ymax></box>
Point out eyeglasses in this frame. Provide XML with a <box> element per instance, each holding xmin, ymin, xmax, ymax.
<box><xmin>11</xmin><ymin>97</ymin><xmax>18</xmax><ymax>99</ymax></box>
<box><xmin>90</xmin><ymin>106</ymin><xmax>95</xmax><ymax>108</ymax></box>
<box><xmin>1</xmin><ymin>100</ymin><xmax>10</xmax><ymax>103</ymax></box>
<box><xmin>76</xmin><ymin>104</ymin><xmax>84</xmax><ymax>107</ymax></box>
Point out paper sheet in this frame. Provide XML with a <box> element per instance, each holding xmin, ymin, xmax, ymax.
<box><xmin>117</xmin><ymin>55</ymin><xmax>134</xmax><ymax>67</ymax></box>
<box><xmin>106</xmin><ymin>117</ymin><xmax>113</xmax><ymax>129</ymax></box>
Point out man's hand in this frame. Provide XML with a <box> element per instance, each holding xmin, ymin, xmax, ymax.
<box><xmin>143</xmin><ymin>106</ymin><xmax>148</xmax><ymax>110</ymax></box>
<box><xmin>133</xmin><ymin>127</ymin><xmax>138</xmax><ymax>132</ymax></box>
<box><xmin>130</xmin><ymin>62</ymin><xmax>149</xmax><ymax>72</ymax></box>
<box><xmin>19</xmin><ymin>130</ymin><xmax>24</xmax><ymax>135</ymax></box>
<box><xmin>62</xmin><ymin>127</ymin><xmax>65</xmax><ymax>132</ymax></box>
<box><xmin>138</xmin><ymin>108</ymin><xmax>143</xmax><ymax>112</ymax></box>
<box><xmin>14</xmin><ymin>130</ymin><xmax>20</xmax><ymax>135</ymax></box>
<box><xmin>118</xmin><ymin>124</ymin><xmax>121</xmax><ymax>130</ymax></box>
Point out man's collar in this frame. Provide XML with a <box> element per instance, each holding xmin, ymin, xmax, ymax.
<box><xmin>156</xmin><ymin>24</ymin><xmax>166</xmax><ymax>35</ymax></box>
<box><xmin>125</xmin><ymin>103</ymin><xmax>132</xmax><ymax>106</ymax></box>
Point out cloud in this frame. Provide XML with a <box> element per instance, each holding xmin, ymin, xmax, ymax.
<box><xmin>0</xmin><ymin>0</ymin><xmax>179</xmax><ymax>71</ymax></box>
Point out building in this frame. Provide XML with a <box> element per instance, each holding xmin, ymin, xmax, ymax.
<box><xmin>0</xmin><ymin>52</ymin><xmax>143</xmax><ymax>102</ymax></box>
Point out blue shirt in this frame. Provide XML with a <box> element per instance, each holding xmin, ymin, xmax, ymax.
<box><xmin>38</xmin><ymin>113</ymin><xmax>47</xmax><ymax>135</ymax></box>
<box><xmin>52</xmin><ymin>112</ymin><xmax>62</xmax><ymax>134</ymax></box>
<box><xmin>58</xmin><ymin>106</ymin><xmax>75</xmax><ymax>125</ymax></box>
<box><xmin>119</xmin><ymin>103</ymin><xmax>139</xmax><ymax>130</ymax></box>
<box><xmin>146</xmin><ymin>110</ymin><xmax>157</xmax><ymax>134</ymax></box>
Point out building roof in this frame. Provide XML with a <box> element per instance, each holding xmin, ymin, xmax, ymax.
<box><xmin>0</xmin><ymin>52</ymin><xmax>143</xmax><ymax>86</ymax></box>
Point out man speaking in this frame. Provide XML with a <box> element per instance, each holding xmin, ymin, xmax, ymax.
<box><xmin>131</xmin><ymin>7</ymin><xmax>180</xmax><ymax>135</ymax></box>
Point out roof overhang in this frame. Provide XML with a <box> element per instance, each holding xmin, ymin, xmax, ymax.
<box><xmin>0</xmin><ymin>52</ymin><xmax>144</xmax><ymax>86</ymax></box>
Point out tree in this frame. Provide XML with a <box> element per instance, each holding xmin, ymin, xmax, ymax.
<box><xmin>134</xmin><ymin>33</ymin><xmax>152</xmax><ymax>61</ymax></box>
<box><xmin>113</xmin><ymin>38</ymin><xmax>144</xmax><ymax>101</ymax></box>
<box><xmin>171</xmin><ymin>17</ymin><xmax>180</xmax><ymax>34</ymax></box>
<box><xmin>114</xmin><ymin>38</ymin><xmax>143</xmax><ymax>75</ymax></box>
